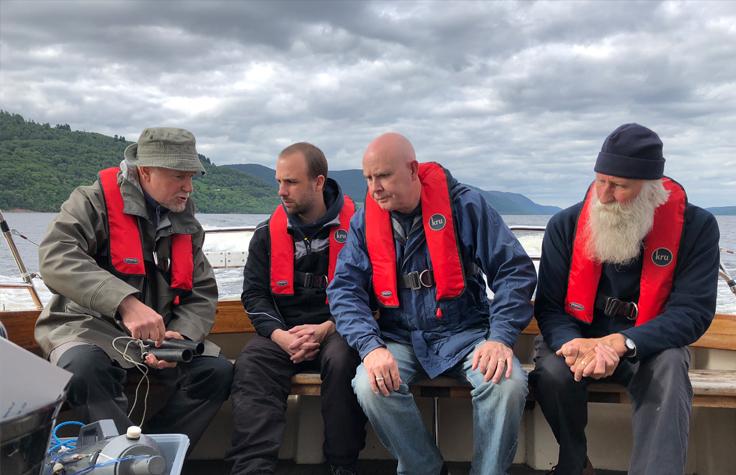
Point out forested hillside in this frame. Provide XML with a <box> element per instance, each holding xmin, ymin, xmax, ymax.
<box><xmin>0</xmin><ymin>111</ymin><xmax>278</xmax><ymax>213</ymax></box>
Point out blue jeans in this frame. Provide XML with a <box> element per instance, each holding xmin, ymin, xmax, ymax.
<box><xmin>353</xmin><ymin>341</ymin><xmax>528</xmax><ymax>475</ymax></box>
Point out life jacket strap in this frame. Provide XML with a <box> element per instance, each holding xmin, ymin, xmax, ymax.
<box><xmin>398</xmin><ymin>269</ymin><xmax>435</xmax><ymax>290</ymax></box>
<box><xmin>294</xmin><ymin>271</ymin><xmax>329</xmax><ymax>289</ymax></box>
<box><xmin>595</xmin><ymin>295</ymin><xmax>639</xmax><ymax>321</ymax></box>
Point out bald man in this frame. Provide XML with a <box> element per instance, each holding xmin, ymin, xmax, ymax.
<box><xmin>327</xmin><ymin>133</ymin><xmax>537</xmax><ymax>475</ymax></box>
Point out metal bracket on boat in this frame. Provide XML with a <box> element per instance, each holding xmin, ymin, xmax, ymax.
<box><xmin>720</xmin><ymin>257</ymin><xmax>736</xmax><ymax>297</ymax></box>
<box><xmin>0</xmin><ymin>209</ymin><xmax>43</xmax><ymax>310</ymax></box>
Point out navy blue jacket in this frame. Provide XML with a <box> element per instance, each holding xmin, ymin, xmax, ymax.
<box><xmin>535</xmin><ymin>201</ymin><xmax>720</xmax><ymax>360</ymax></box>
<box><xmin>327</xmin><ymin>176</ymin><xmax>537</xmax><ymax>378</ymax></box>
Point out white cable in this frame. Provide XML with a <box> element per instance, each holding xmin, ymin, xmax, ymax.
<box><xmin>111</xmin><ymin>336</ymin><xmax>150</xmax><ymax>427</ymax></box>
<box><xmin>246</xmin><ymin>311</ymin><xmax>283</xmax><ymax>323</ymax></box>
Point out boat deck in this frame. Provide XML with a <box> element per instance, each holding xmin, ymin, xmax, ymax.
<box><xmin>181</xmin><ymin>460</ymin><xmax>624</xmax><ymax>474</ymax></box>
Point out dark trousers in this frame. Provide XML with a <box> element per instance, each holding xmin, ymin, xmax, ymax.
<box><xmin>227</xmin><ymin>333</ymin><xmax>367</xmax><ymax>474</ymax></box>
<box><xmin>529</xmin><ymin>336</ymin><xmax>692</xmax><ymax>475</ymax></box>
<box><xmin>57</xmin><ymin>344</ymin><xmax>233</xmax><ymax>449</ymax></box>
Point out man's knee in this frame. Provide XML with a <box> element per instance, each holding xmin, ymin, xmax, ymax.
<box><xmin>495</xmin><ymin>371</ymin><xmax>529</xmax><ymax>401</ymax></box>
<box><xmin>233</xmin><ymin>337</ymin><xmax>285</xmax><ymax>378</ymax></box>
<box><xmin>638</xmin><ymin>347</ymin><xmax>691</xmax><ymax>394</ymax></box>
<box><xmin>322</xmin><ymin>340</ymin><xmax>360</xmax><ymax>380</ymax></box>
<box><xmin>352</xmin><ymin>365</ymin><xmax>370</xmax><ymax>394</ymax></box>
<box><xmin>56</xmin><ymin>345</ymin><xmax>121</xmax><ymax>403</ymax></box>
<box><xmin>352</xmin><ymin>365</ymin><xmax>377</xmax><ymax>406</ymax></box>
<box><xmin>530</xmin><ymin>354</ymin><xmax>577</xmax><ymax>396</ymax></box>
<box><xmin>57</xmin><ymin>344</ymin><xmax>113</xmax><ymax>375</ymax></box>
<box><xmin>646</xmin><ymin>347</ymin><xmax>689</xmax><ymax>371</ymax></box>
<box><xmin>471</xmin><ymin>365</ymin><xmax>528</xmax><ymax>407</ymax></box>
<box><xmin>193</xmin><ymin>356</ymin><xmax>233</xmax><ymax>401</ymax></box>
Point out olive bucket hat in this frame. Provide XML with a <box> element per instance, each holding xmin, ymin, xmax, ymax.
<box><xmin>124</xmin><ymin>127</ymin><xmax>206</xmax><ymax>175</ymax></box>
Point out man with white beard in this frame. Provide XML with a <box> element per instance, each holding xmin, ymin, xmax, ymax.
<box><xmin>530</xmin><ymin>123</ymin><xmax>720</xmax><ymax>475</ymax></box>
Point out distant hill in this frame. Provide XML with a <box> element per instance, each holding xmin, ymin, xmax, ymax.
<box><xmin>0</xmin><ymin>110</ymin><xmax>559</xmax><ymax>214</ymax></box>
<box><xmin>224</xmin><ymin>163</ymin><xmax>369</xmax><ymax>203</ymax></box>
<box><xmin>0</xmin><ymin>111</ymin><xmax>279</xmax><ymax>213</ymax></box>
<box><xmin>708</xmin><ymin>206</ymin><xmax>736</xmax><ymax>216</ymax></box>
<box><xmin>468</xmin><ymin>186</ymin><xmax>561</xmax><ymax>215</ymax></box>
<box><xmin>225</xmin><ymin>164</ymin><xmax>559</xmax><ymax>215</ymax></box>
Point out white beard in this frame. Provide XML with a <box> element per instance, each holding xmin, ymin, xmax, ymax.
<box><xmin>586</xmin><ymin>180</ymin><xmax>670</xmax><ymax>265</ymax></box>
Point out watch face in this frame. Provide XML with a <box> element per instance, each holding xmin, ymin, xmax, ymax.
<box><xmin>624</xmin><ymin>338</ymin><xmax>636</xmax><ymax>356</ymax></box>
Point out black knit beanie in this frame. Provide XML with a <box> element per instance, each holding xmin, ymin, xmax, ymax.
<box><xmin>594</xmin><ymin>123</ymin><xmax>665</xmax><ymax>179</ymax></box>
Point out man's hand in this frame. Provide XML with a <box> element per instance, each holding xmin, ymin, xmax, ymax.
<box><xmin>271</xmin><ymin>329</ymin><xmax>301</xmax><ymax>355</ymax></box>
<box><xmin>143</xmin><ymin>330</ymin><xmax>183</xmax><ymax>369</ymax></box>
<box><xmin>597</xmin><ymin>333</ymin><xmax>628</xmax><ymax>357</ymax></box>
<box><xmin>271</xmin><ymin>328</ymin><xmax>320</xmax><ymax>363</ymax></box>
<box><xmin>288</xmin><ymin>321</ymin><xmax>335</xmax><ymax>347</ymax></box>
<box><xmin>118</xmin><ymin>295</ymin><xmax>166</xmax><ymax>344</ymax></box>
<box><xmin>570</xmin><ymin>343</ymin><xmax>620</xmax><ymax>382</ymax></box>
<box><xmin>363</xmin><ymin>347</ymin><xmax>401</xmax><ymax>396</ymax></box>
<box><xmin>289</xmin><ymin>342</ymin><xmax>321</xmax><ymax>364</ymax></box>
<box><xmin>556</xmin><ymin>338</ymin><xmax>599</xmax><ymax>368</ymax></box>
<box><xmin>472</xmin><ymin>341</ymin><xmax>514</xmax><ymax>383</ymax></box>
<box><xmin>285</xmin><ymin>321</ymin><xmax>336</xmax><ymax>363</ymax></box>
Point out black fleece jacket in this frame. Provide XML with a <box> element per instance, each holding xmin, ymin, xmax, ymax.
<box><xmin>241</xmin><ymin>178</ymin><xmax>347</xmax><ymax>337</ymax></box>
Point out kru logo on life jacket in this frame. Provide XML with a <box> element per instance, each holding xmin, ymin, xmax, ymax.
<box><xmin>428</xmin><ymin>213</ymin><xmax>446</xmax><ymax>231</ymax></box>
<box><xmin>564</xmin><ymin>177</ymin><xmax>686</xmax><ymax>326</ymax></box>
<box><xmin>651</xmin><ymin>248</ymin><xmax>673</xmax><ymax>267</ymax></box>
<box><xmin>365</xmin><ymin>162</ymin><xmax>465</xmax><ymax>308</ymax></box>
<box><xmin>334</xmin><ymin>229</ymin><xmax>348</xmax><ymax>243</ymax></box>
<box><xmin>98</xmin><ymin>167</ymin><xmax>194</xmax><ymax>304</ymax></box>
<box><xmin>269</xmin><ymin>195</ymin><xmax>355</xmax><ymax>295</ymax></box>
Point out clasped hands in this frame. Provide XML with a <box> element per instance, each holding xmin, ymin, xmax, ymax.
<box><xmin>271</xmin><ymin>321</ymin><xmax>335</xmax><ymax>363</ymax></box>
<box><xmin>557</xmin><ymin>334</ymin><xmax>626</xmax><ymax>382</ymax></box>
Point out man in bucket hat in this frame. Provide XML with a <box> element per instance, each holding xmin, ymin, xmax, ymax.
<box><xmin>530</xmin><ymin>123</ymin><xmax>720</xmax><ymax>474</ymax></box>
<box><xmin>36</xmin><ymin>128</ymin><xmax>232</xmax><ymax>449</ymax></box>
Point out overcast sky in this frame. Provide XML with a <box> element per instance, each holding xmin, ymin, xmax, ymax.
<box><xmin>1</xmin><ymin>0</ymin><xmax>734</xmax><ymax>207</ymax></box>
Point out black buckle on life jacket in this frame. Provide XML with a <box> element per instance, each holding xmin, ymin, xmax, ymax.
<box><xmin>400</xmin><ymin>269</ymin><xmax>434</xmax><ymax>290</ymax></box>
<box><xmin>302</xmin><ymin>272</ymin><xmax>328</xmax><ymax>289</ymax></box>
<box><xmin>602</xmin><ymin>297</ymin><xmax>638</xmax><ymax>321</ymax></box>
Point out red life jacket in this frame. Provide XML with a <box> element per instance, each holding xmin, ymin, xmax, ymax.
<box><xmin>365</xmin><ymin>162</ymin><xmax>465</xmax><ymax>312</ymax></box>
<box><xmin>98</xmin><ymin>167</ymin><xmax>194</xmax><ymax>303</ymax></box>
<box><xmin>269</xmin><ymin>195</ymin><xmax>355</xmax><ymax>295</ymax></box>
<box><xmin>564</xmin><ymin>177</ymin><xmax>686</xmax><ymax>326</ymax></box>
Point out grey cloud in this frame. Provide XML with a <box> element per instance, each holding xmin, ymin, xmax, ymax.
<box><xmin>1</xmin><ymin>0</ymin><xmax>735</xmax><ymax>207</ymax></box>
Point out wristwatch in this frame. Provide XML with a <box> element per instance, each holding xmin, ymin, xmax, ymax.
<box><xmin>623</xmin><ymin>337</ymin><xmax>637</xmax><ymax>359</ymax></box>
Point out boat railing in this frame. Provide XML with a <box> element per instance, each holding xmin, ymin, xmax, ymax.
<box><xmin>203</xmin><ymin>226</ymin><xmax>256</xmax><ymax>269</ymax></box>
<box><xmin>1</xmin><ymin>216</ymin><xmax>735</xmax><ymax>304</ymax></box>
<box><xmin>0</xmin><ymin>209</ymin><xmax>43</xmax><ymax>310</ymax></box>
<box><xmin>203</xmin><ymin>226</ymin><xmax>258</xmax><ymax>234</ymax></box>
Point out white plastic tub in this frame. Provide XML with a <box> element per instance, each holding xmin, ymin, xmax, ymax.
<box><xmin>149</xmin><ymin>433</ymin><xmax>190</xmax><ymax>475</ymax></box>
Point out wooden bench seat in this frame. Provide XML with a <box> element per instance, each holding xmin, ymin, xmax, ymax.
<box><xmin>2</xmin><ymin>299</ymin><xmax>735</xmax><ymax>408</ymax></box>
<box><xmin>288</xmin><ymin>364</ymin><xmax>736</xmax><ymax>408</ymax></box>
<box><xmin>211</xmin><ymin>300</ymin><xmax>736</xmax><ymax>408</ymax></box>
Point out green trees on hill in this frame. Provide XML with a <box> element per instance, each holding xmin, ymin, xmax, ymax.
<box><xmin>0</xmin><ymin>111</ymin><xmax>279</xmax><ymax>213</ymax></box>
